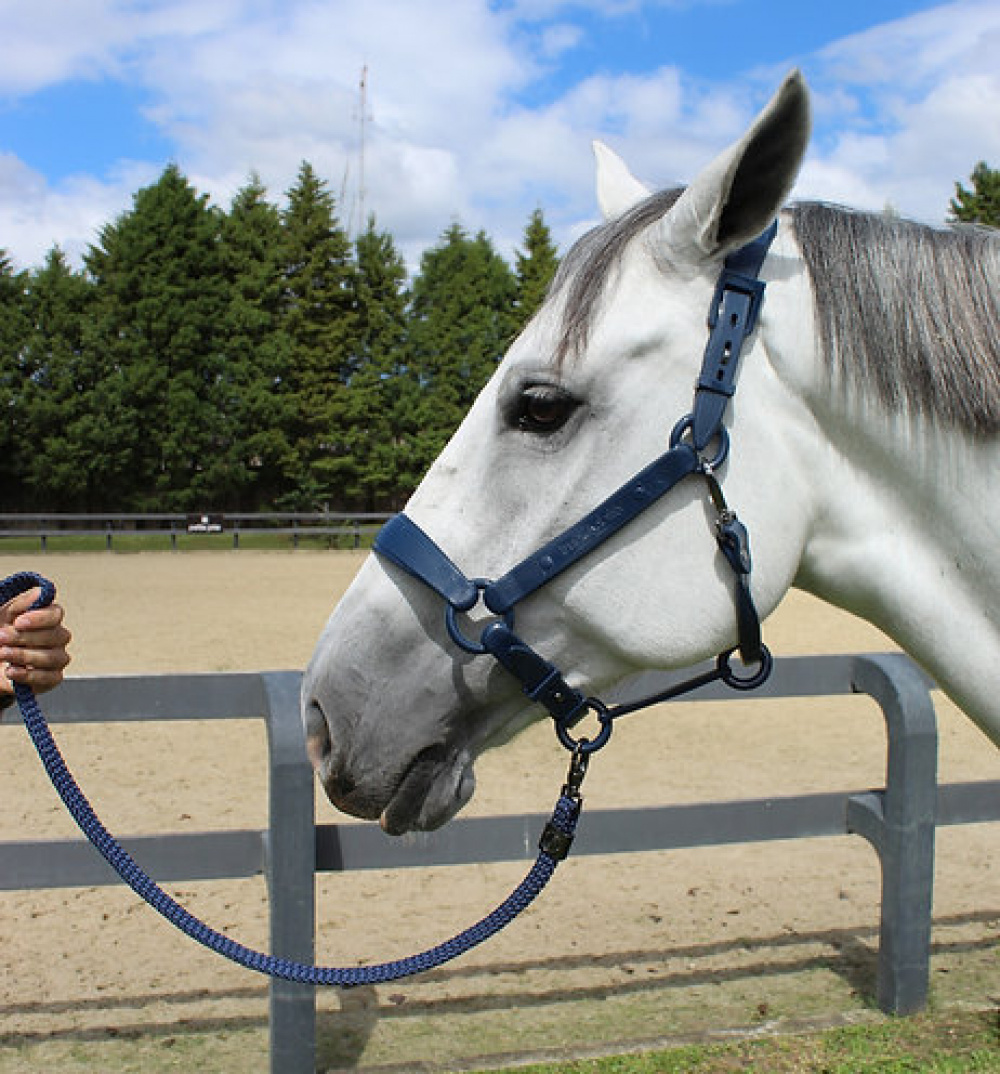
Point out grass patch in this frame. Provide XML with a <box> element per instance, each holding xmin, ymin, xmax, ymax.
<box><xmin>487</xmin><ymin>1010</ymin><xmax>1000</xmax><ymax>1074</ymax></box>
<box><xmin>0</xmin><ymin>1025</ymin><xmax>270</xmax><ymax>1074</ymax></box>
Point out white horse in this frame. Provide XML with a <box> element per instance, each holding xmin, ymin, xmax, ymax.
<box><xmin>303</xmin><ymin>70</ymin><xmax>1000</xmax><ymax>835</ymax></box>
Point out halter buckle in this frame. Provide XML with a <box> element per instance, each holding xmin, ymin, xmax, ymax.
<box><xmin>708</xmin><ymin>269</ymin><xmax>768</xmax><ymax>334</ymax></box>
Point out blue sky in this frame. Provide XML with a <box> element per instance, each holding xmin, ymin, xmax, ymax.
<box><xmin>1</xmin><ymin>0</ymin><xmax>998</xmax><ymax>271</ymax></box>
<box><xmin>507</xmin><ymin>0</ymin><xmax>942</xmax><ymax>91</ymax></box>
<box><xmin>1</xmin><ymin>80</ymin><xmax>172</xmax><ymax>182</ymax></box>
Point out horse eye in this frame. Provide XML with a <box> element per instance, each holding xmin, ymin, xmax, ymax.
<box><xmin>513</xmin><ymin>385</ymin><xmax>579</xmax><ymax>434</ymax></box>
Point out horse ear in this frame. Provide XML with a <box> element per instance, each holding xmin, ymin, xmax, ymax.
<box><xmin>593</xmin><ymin>140</ymin><xmax>651</xmax><ymax>221</ymax></box>
<box><xmin>661</xmin><ymin>70</ymin><xmax>811</xmax><ymax>260</ymax></box>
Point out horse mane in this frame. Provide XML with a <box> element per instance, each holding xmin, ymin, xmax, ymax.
<box><xmin>551</xmin><ymin>191</ymin><xmax>1000</xmax><ymax>437</ymax></box>
<box><xmin>551</xmin><ymin>188</ymin><xmax>684</xmax><ymax>368</ymax></box>
<box><xmin>792</xmin><ymin>203</ymin><xmax>1000</xmax><ymax>436</ymax></box>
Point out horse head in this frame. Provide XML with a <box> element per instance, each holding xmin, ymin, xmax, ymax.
<box><xmin>302</xmin><ymin>71</ymin><xmax>828</xmax><ymax>834</ymax></box>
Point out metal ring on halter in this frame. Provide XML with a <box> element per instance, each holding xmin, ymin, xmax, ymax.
<box><xmin>445</xmin><ymin>581</ymin><xmax>515</xmax><ymax>655</ymax></box>
<box><xmin>554</xmin><ymin>697</ymin><xmax>614</xmax><ymax>755</ymax></box>
<box><xmin>669</xmin><ymin>414</ymin><xmax>729</xmax><ymax>470</ymax></box>
<box><xmin>717</xmin><ymin>645</ymin><xmax>773</xmax><ymax>691</ymax></box>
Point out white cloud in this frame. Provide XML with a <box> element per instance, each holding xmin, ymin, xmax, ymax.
<box><xmin>499</xmin><ymin>0</ymin><xmax>726</xmax><ymax>19</ymax></box>
<box><xmin>0</xmin><ymin>0</ymin><xmax>129</xmax><ymax>93</ymax></box>
<box><xmin>536</xmin><ymin>22</ymin><xmax>585</xmax><ymax>59</ymax></box>
<box><xmin>1</xmin><ymin>1</ymin><xmax>999</xmax><ymax>272</ymax></box>
<box><xmin>795</xmin><ymin>0</ymin><xmax>1000</xmax><ymax>220</ymax></box>
<box><xmin>0</xmin><ymin>153</ymin><xmax>157</xmax><ymax>267</ymax></box>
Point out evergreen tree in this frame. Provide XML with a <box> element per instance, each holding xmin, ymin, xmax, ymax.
<box><xmin>84</xmin><ymin>164</ymin><xmax>229</xmax><ymax>510</ymax></box>
<box><xmin>409</xmin><ymin>223</ymin><xmax>517</xmax><ymax>474</ymax></box>
<box><xmin>949</xmin><ymin>161</ymin><xmax>1000</xmax><ymax>226</ymax></box>
<box><xmin>0</xmin><ymin>252</ymin><xmax>31</xmax><ymax>508</ymax></box>
<box><xmin>16</xmin><ymin>248</ymin><xmax>94</xmax><ymax>510</ymax></box>
<box><xmin>279</xmin><ymin>162</ymin><xmax>357</xmax><ymax>508</ymax></box>
<box><xmin>219</xmin><ymin>174</ymin><xmax>295</xmax><ymax>509</ymax></box>
<box><xmin>2</xmin><ymin>163</ymin><xmax>562</xmax><ymax>513</ymax></box>
<box><xmin>513</xmin><ymin>207</ymin><xmax>560</xmax><ymax>334</ymax></box>
<box><xmin>344</xmin><ymin>216</ymin><xmax>412</xmax><ymax>509</ymax></box>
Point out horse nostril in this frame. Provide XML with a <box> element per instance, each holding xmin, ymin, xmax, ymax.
<box><xmin>304</xmin><ymin>699</ymin><xmax>333</xmax><ymax>771</ymax></box>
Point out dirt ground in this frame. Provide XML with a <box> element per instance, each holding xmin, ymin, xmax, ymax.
<box><xmin>0</xmin><ymin>551</ymin><xmax>997</xmax><ymax>1073</ymax></box>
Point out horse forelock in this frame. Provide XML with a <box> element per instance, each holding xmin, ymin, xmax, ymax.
<box><xmin>792</xmin><ymin>202</ymin><xmax>1000</xmax><ymax>438</ymax></box>
<box><xmin>550</xmin><ymin>188</ymin><xmax>684</xmax><ymax>369</ymax></box>
<box><xmin>548</xmin><ymin>187</ymin><xmax>1000</xmax><ymax>439</ymax></box>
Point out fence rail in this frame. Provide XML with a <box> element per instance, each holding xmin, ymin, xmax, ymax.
<box><xmin>2</xmin><ymin>655</ymin><xmax>999</xmax><ymax>1074</ymax></box>
<box><xmin>0</xmin><ymin>513</ymin><xmax>393</xmax><ymax>550</ymax></box>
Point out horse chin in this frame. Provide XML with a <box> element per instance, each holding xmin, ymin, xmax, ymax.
<box><xmin>378</xmin><ymin>746</ymin><xmax>476</xmax><ymax>835</ymax></box>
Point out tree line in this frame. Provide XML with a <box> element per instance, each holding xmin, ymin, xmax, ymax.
<box><xmin>2</xmin><ymin>156</ymin><xmax>996</xmax><ymax>516</ymax></box>
<box><xmin>0</xmin><ymin>162</ymin><xmax>559</xmax><ymax>513</ymax></box>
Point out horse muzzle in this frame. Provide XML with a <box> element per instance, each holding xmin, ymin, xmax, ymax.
<box><xmin>303</xmin><ymin>696</ymin><xmax>476</xmax><ymax>834</ymax></box>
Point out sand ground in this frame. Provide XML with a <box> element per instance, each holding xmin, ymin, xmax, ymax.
<box><xmin>0</xmin><ymin>552</ymin><xmax>997</xmax><ymax>1072</ymax></box>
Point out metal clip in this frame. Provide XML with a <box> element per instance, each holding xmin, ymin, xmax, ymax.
<box><xmin>562</xmin><ymin>745</ymin><xmax>590</xmax><ymax>800</ymax></box>
<box><xmin>716</xmin><ymin>514</ymin><xmax>752</xmax><ymax>576</ymax></box>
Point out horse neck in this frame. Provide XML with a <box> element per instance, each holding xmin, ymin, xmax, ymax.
<box><xmin>792</xmin><ymin>366</ymin><xmax>1000</xmax><ymax>746</ymax></box>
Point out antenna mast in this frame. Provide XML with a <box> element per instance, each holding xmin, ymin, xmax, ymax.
<box><xmin>356</xmin><ymin>64</ymin><xmax>369</xmax><ymax>237</ymax></box>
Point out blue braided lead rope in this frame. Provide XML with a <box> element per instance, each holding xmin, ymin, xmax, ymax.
<box><xmin>2</xmin><ymin>571</ymin><xmax>582</xmax><ymax>987</ymax></box>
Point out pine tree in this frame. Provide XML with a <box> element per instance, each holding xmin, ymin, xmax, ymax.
<box><xmin>344</xmin><ymin>216</ymin><xmax>412</xmax><ymax>509</ymax></box>
<box><xmin>84</xmin><ymin>164</ymin><xmax>229</xmax><ymax>510</ymax></box>
<box><xmin>219</xmin><ymin>174</ymin><xmax>295</xmax><ymax>509</ymax></box>
<box><xmin>0</xmin><ymin>252</ymin><xmax>31</xmax><ymax>508</ymax></box>
<box><xmin>514</xmin><ymin>207</ymin><xmax>560</xmax><ymax>334</ymax></box>
<box><xmin>949</xmin><ymin>161</ymin><xmax>1000</xmax><ymax>226</ymax></box>
<box><xmin>16</xmin><ymin>248</ymin><xmax>94</xmax><ymax>510</ymax></box>
<box><xmin>279</xmin><ymin>162</ymin><xmax>357</xmax><ymax>508</ymax></box>
<box><xmin>409</xmin><ymin>223</ymin><xmax>517</xmax><ymax>474</ymax></box>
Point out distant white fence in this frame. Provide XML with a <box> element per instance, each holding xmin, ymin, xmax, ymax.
<box><xmin>2</xmin><ymin>655</ymin><xmax>999</xmax><ymax>1073</ymax></box>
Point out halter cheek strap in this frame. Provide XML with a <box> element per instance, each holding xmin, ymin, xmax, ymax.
<box><xmin>375</xmin><ymin>222</ymin><xmax>779</xmax><ymax>752</ymax></box>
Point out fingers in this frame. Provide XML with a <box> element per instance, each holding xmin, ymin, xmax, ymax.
<box><xmin>2</xmin><ymin>657</ymin><xmax>72</xmax><ymax>694</ymax></box>
<box><xmin>0</xmin><ymin>590</ymin><xmax>72</xmax><ymax>696</ymax></box>
<box><xmin>1</xmin><ymin>587</ymin><xmax>64</xmax><ymax>629</ymax></box>
<box><xmin>0</xmin><ymin>609</ymin><xmax>71</xmax><ymax>652</ymax></box>
<box><xmin>0</xmin><ymin>644</ymin><xmax>72</xmax><ymax>693</ymax></box>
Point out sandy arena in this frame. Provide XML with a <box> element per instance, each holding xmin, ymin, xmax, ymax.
<box><xmin>1</xmin><ymin>551</ymin><xmax>997</xmax><ymax>1073</ymax></box>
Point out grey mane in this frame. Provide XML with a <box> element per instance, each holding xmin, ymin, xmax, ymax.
<box><xmin>551</xmin><ymin>188</ymin><xmax>683</xmax><ymax>367</ymax></box>
<box><xmin>552</xmin><ymin>192</ymin><xmax>1000</xmax><ymax>437</ymax></box>
<box><xmin>794</xmin><ymin>202</ymin><xmax>1000</xmax><ymax>436</ymax></box>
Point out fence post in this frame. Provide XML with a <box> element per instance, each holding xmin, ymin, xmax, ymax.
<box><xmin>848</xmin><ymin>653</ymin><xmax>938</xmax><ymax>1016</ymax></box>
<box><xmin>262</xmin><ymin>671</ymin><xmax>316</xmax><ymax>1074</ymax></box>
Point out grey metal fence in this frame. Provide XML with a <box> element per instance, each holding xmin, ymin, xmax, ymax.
<box><xmin>2</xmin><ymin>655</ymin><xmax>999</xmax><ymax>1074</ymax></box>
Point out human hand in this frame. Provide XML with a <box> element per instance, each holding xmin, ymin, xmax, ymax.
<box><xmin>0</xmin><ymin>588</ymin><xmax>72</xmax><ymax>700</ymax></box>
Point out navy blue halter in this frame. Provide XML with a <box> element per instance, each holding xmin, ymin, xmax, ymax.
<box><xmin>376</xmin><ymin>222</ymin><xmax>779</xmax><ymax>754</ymax></box>
<box><xmin>3</xmin><ymin>220</ymin><xmax>780</xmax><ymax>990</ymax></box>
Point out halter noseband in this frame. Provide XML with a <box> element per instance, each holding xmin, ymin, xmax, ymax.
<box><xmin>375</xmin><ymin>221</ymin><xmax>779</xmax><ymax>755</ymax></box>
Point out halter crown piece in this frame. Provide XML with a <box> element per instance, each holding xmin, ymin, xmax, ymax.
<box><xmin>375</xmin><ymin>221</ymin><xmax>779</xmax><ymax>756</ymax></box>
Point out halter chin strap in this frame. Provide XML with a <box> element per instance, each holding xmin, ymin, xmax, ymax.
<box><xmin>375</xmin><ymin>221</ymin><xmax>778</xmax><ymax>751</ymax></box>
